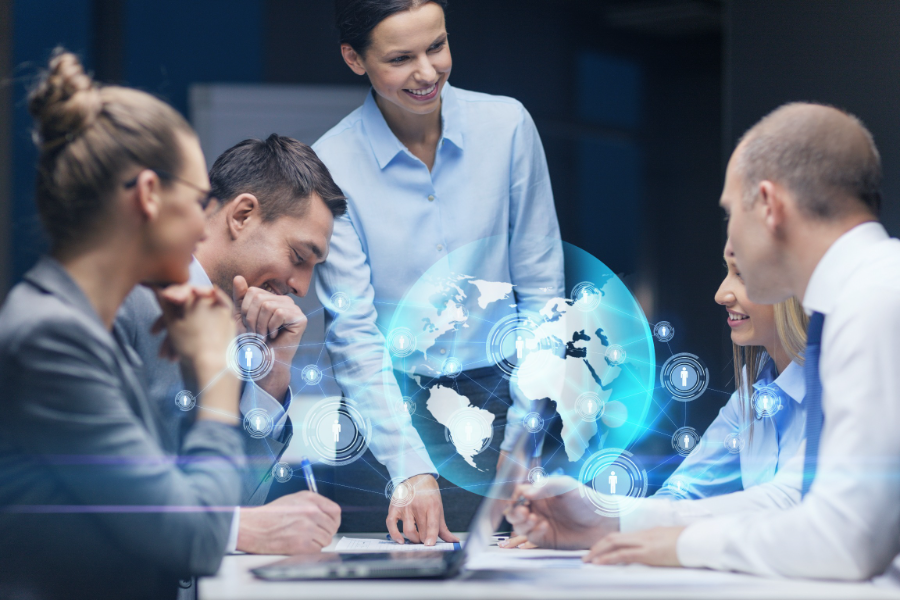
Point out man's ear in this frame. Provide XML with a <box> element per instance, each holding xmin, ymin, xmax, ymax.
<box><xmin>341</xmin><ymin>44</ymin><xmax>368</xmax><ymax>76</ymax></box>
<box><xmin>225</xmin><ymin>193</ymin><xmax>260</xmax><ymax>240</ymax></box>
<box><xmin>757</xmin><ymin>180</ymin><xmax>788</xmax><ymax>234</ymax></box>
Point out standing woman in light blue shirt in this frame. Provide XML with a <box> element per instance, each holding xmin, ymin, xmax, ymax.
<box><xmin>313</xmin><ymin>0</ymin><xmax>563</xmax><ymax>544</ymax></box>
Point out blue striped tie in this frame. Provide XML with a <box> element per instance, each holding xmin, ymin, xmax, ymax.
<box><xmin>801</xmin><ymin>311</ymin><xmax>825</xmax><ymax>497</ymax></box>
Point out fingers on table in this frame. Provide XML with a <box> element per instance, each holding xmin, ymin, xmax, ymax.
<box><xmin>439</xmin><ymin>520</ymin><xmax>460</xmax><ymax>543</ymax></box>
<box><xmin>402</xmin><ymin>507</ymin><xmax>421</xmax><ymax>544</ymax></box>
<box><xmin>584</xmin><ymin>533</ymin><xmax>642</xmax><ymax>564</ymax></box>
<box><xmin>386</xmin><ymin>507</ymin><xmax>406</xmax><ymax>545</ymax></box>
<box><xmin>422</xmin><ymin>504</ymin><xmax>440</xmax><ymax>546</ymax></box>
<box><xmin>499</xmin><ymin>534</ymin><xmax>530</xmax><ymax>548</ymax></box>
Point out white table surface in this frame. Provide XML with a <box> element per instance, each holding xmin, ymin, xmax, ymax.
<box><xmin>200</xmin><ymin>533</ymin><xmax>900</xmax><ymax>600</ymax></box>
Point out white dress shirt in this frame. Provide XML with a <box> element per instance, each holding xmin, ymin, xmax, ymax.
<box><xmin>189</xmin><ymin>259</ymin><xmax>292</xmax><ymax>553</ymax></box>
<box><xmin>676</xmin><ymin>222</ymin><xmax>900</xmax><ymax>580</ymax></box>
<box><xmin>621</xmin><ymin>359</ymin><xmax>805</xmax><ymax>531</ymax></box>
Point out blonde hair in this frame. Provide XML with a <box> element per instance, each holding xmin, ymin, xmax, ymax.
<box><xmin>732</xmin><ymin>297</ymin><xmax>808</xmax><ymax>438</ymax></box>
<box><xmin>28</xmin><ymin>48</ymin><xmax>194</xmax><ymax>252</ymax></box>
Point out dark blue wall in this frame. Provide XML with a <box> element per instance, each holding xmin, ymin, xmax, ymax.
<box><xmin>11</xmin><ymin>0</ymin><xmax>92</xmax><ymax>282</ymax></box>
<box><xmin>9</xmin><ymin>0</ymin><xmax>263</xmax><ymax>282</ymax></box>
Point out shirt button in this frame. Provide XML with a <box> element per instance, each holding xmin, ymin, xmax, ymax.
<box><xmin>440</xmin><ymin>348</ymin><xmax>447</xmax><ymax>355</ymax></box>
<box><xmin>436</xmin><ymin>244</ymin><xmax>444</xmax><ymax>251</ymax></box>
<box><xmin>428</xmin><ymin>195</ymin><xmax>435</xmax><ymax>202</ymax></box>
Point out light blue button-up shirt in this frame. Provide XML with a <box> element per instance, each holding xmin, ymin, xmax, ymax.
<box><xmin>312</xmin><ymin>84</ymin><xmax>564</xmax><ymax>481</ymax></box>
<box><xmin>657</xmin><ymin>358</ymin><xmax>807</xmax><ymax>499</ymax></box>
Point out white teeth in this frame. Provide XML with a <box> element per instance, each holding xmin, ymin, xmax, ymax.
<box><xmin>407</xmin><ymin>84</ymin><xmax>436</xmax><ymax>96</ymax></box>
<box><xmin>729</xmin><ymin>313</ymin><xmax>748</xmax><ymax>321</ymax></box>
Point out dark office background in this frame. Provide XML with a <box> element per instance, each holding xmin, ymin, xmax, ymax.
<box><xmin>1</xmin><ymin>0</ymin><xmax>899</xmax><ymax>528</ymax></box>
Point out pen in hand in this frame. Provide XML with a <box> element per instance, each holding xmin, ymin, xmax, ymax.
<box><xmin>300</xmin><ymin>456</ymin><xmax>318</xmax><ymax>494</ymax></box>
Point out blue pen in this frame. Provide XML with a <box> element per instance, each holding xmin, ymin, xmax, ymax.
<box><xmin>300</xmin><ymin>456</ymin><xmax>318</xmax><ymax>494</ymax></box>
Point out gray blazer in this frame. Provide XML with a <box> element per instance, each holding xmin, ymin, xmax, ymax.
<box><xmin>0</xmin><ymin>258</ymin><xmax>245</xmax><ymax>600</ymax></box>
<box><xmin>115</xmin><ymin>284</ymin><xmax>293</xmax><ymax>507</ymax></box>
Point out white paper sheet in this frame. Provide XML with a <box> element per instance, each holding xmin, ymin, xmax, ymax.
<box><xmin>465</xmin><ymin>551</ymin><xmax>587</xmax><ymax>571</ymax></box>
<box><xmin>330</xmin><ymin>537</ymin><xmax>460</xmax><ymax>553</ymax></box>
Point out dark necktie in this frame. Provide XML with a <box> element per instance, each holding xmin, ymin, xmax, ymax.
<box><xmin>801</xmin><ymin>311</ymin><xmax>825</xmax><ymax>497</ymax></box>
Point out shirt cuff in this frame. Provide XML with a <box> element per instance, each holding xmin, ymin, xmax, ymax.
<box><xmin>239</xmin><ymin>384</ymin><xmax>290</xmax><ymax>439</ymax></box>
<box><xmin>225</xmin><ymin>507</ymin><xmax>241</xmax><ymax>553</ymax></box>
<box><xmin>382</xmin><ymin>447</ymin><xmax>439</xmax><ymax>483</ymax></box>
<box><xmin>620</xmin><ymin>498</ymin><xmax>677</xmax><ymax>532</ymax></box>
<box><xmin>676</xmin><ymin>516</ymin><xmax>733</xmax><ymax>569</ymax></box>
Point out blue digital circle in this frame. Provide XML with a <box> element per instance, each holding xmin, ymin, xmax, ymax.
<box><xmin>384</xmin><ymin>236</ymin><xmax>656</xmax><ymax>498</ymax></box>
<box><xmin>227</xmin><ymin>333</ymin><xmax>274</xmax><ymax>382</ymax></box>
<box><xmin>659</xmin><ymin>353</ymin><xmax>709</xmax><ymax>402</ymax></box>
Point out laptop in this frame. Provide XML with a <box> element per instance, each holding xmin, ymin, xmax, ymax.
<box><xmin>252</xmin><ymin>430</ymin><xmax>533</xmax><ymax>581</ymax></box>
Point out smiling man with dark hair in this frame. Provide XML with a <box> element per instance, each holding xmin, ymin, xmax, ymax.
<box><xmin>116</xmin><ymin>135</ymin><xmax>346</xmax><ymax>573</ymax></box>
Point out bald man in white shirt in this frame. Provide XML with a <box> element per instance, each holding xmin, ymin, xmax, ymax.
<box><xmin>508</xmin><ymin>102</ymin><xmax>900</xmax><ymax>580</ymax></box>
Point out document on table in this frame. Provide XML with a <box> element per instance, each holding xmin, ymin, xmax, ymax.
<box><xmin>465</xmin><ymin>550</ymin><xmax>587</xmax><ymax>570</ymax></box>
<box><xmin>330</xmin><ymin>537</ymin><xmax>461</xmax><ymax>553</ymax></box>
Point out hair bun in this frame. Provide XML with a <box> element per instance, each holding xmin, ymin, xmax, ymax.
<box><xmin>28</xmin><ymin>48</ymin><xmax>103</xmax><ymax>149</ymax></box>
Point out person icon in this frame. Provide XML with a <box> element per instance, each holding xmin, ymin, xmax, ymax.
<box><xmin>402</xmin><ymin>402</ymin><xmax>409</xmax><ymax>413</ymax></box>
<box><xmin>611</xmin><ymin>349</ymin><xmax>618</xmax><ymax>361</ymax></box>
<box><xmin>336</xmin><ymin>297</ymin><xmax>345</xmax><ymax>309</ymax></box>
<box><xmin>586</xmin><ymin>399</ymin><xmax>593</xmax><ymax>414</ymax></box>
<box><xmin>307</xmin><ymin>370</ymin><xmax>316</xmax><ymax>382</ymax></box>
<box><xmin>395</xmin><ymin>483</ymin><xmax>408</xmax><ymax>500</ymax></box>
<box><xmin>332</xmin><ymin>418</ymin><xmax>342</xmax><ymax>443</ymax></box>
<box><xmin>516</xmin><ymin>335</ymin><xmax>524</xmax><ymax>360</ymax></box>
<box><xmin>680</xmin><ymin>366</ymin><xmax>689</xmax><ymax>387</ymax></box>
<box><xmin>465</xmin><ymin>422</ymin><xmax>473</xmax><ymax>441</ymax></box>
<box><xmin>398</xmin><ymin>335</ymin><xmax>406</xmax><ymax>350</ymax></box>
<box><xmin>684</xmin><ymin>434</ymin><xmax>691</xmax><ymax>449</ymax></box>
<box><xmin>581</xmin><ymin>289</ymin><xmax>590</xmax><ymax>303</ymax></box>
<box><xmin>181</xmin><ymin>394</ymin><xmax>190</xmax><ymax>409</ymax></box>
<box><xmin>661</xmin><ymin>326</ymin><xmax>667</xmax><ymax>337</ymax></box>
<box><xmin>732</xmin><ymin>437</ymin><xmax>738</xmax><ymax>449</ymax></box>
<box><xmin>244</xmin><ymin>346</ymin><xmax>253</xmax><ymax>370</ymax></box>
<box><xmin>676</xmin><ymin>480</ymin><xmax>683</xmax><ymax>491</ymax></box>
<box><xmin>762</xmin><ymin>395</ymin><xmax>770</xmax><ymax>411</ymax></box>
<box><xmin>278</xmin><ymin>466</ymin><xmax>287</xmax><ymax>480</ymax></box>
<box><xmin>254</xmin><ymin>415</ymin><xmax>264</xmax><ymax>432</ymax></box>
<box><xmin>608</xmin><ymin>470</ymin><xmax>618</xmax><ymax>494</ymax></box>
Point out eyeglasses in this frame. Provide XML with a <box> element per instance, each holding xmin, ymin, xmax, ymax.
<box><xmin>124</xmin><ymin>169</ymin><xmax>218</xmax><ymax>210</ymax></box>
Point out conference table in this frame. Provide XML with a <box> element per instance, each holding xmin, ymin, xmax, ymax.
<box><xmin>200</xmin><ymin>533</ymin><xmax>900</xmax><ymax>599</ymax></box>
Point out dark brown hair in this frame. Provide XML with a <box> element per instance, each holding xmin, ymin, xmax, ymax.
<box><xmin>28</xmin><ymin>48</ymin><xmax>194</xmax><ymax>251</ymax></box>
<box><xmin>208</xmin><ymin>134</ymin><xmax>347</xmax><ymax>220</ymax></box>
<box><xmin>335</xmin><ymin>0</ymin><xmax>448</xmax><ymax>55</ymax></box>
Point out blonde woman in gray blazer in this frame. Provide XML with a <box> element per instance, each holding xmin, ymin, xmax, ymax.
<box><xmin>0</xmin><ymin>51</ymin><xmax>244</xmax><ymax>600</ymax></box>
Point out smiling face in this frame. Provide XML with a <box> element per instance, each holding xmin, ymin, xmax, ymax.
<box><xmin>209</xmin><ymin>193</ymin><xmax>335</xmax><ymax>300</ymax></box>
<box><xmin>343</xmin><ymin>1</ymin><xmax>451</xmax><ymax>117</ymax></box>
<box><xmin>720</xmin><ymin>144</ymin><xmax>794</xmax><ymax>305</ymax></box>
<box><xmin>715</xmin><ymin>239</ymin><xmax>777</xmax><ymax>348</ymax></box>
<box><xmin>143</xmin><ymin>132</ymin><xmax>211</xmax><ymax>285</ymax></box>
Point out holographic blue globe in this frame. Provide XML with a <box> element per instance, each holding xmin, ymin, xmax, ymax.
<box><xmin>384</xmin><ymin>236</ymin><xmax>656</xmax><ymax>499</ymax></box>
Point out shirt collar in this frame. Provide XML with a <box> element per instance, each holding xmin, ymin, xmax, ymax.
<box><xmin>803</xmin><ymin>221</ymin><xmax>888</xmax><ymax>316</ymax></box>
<box><xmin>752</xmin><ymin>358</ymin><xmax>805</xmax><ymax>404</ymax></box>
<box><xmin>361</xmin><ymin>82</ymin><xmax>465</xmax><ymax>170</ymax></box>
<box><xmin>439</xmin><ymin>83</ymin><xmax>465</xmax><ymax>151</ymax></box>
<box><xmin>760</xmin><ymin>359</ymin><xmax>806</xmax><ymax>405</ymax></box>
<box><xmin>189</xmin><ymin>256</ymin><xmax>212</xmax><ymax>287</ymax></box>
